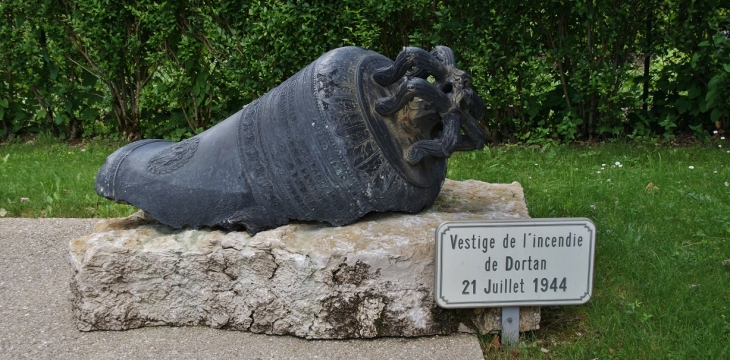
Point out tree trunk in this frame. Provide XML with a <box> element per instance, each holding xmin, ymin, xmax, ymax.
<box><xmin>642</xmin><ymin>3</ymin><xmax>653</xmax><ymax>113</ymax></box>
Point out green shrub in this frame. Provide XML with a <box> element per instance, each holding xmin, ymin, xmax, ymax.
<box><xmin>1</xmin><ymin>0</ymin><xmax>728</xmax><ymax>142</ymax></box>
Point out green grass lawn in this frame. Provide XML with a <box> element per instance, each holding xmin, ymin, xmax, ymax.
<box><xmin>447</xmin><ymin>142</ymin><xmax>730</xmax><ymax>359</ymax></box>
<box><xmin>1</xmin><ymin>136</ymin><xmax>729</xmax><ymax>358</ymax></box>
<box><xmin>0</xmin><ymin>134</ymin><xmax>136</xmax><ymax>219</ymax></box>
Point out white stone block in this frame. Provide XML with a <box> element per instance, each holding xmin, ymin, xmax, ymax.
<box><xmin>69</xmin><ymin>179</ymin><xmax>539</xmax><ymax>338</ymax></box>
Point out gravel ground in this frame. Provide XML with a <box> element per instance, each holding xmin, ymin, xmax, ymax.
<box><xmin>0</xmin><ymin>218</ymin><xmax>484</xmax><ymax>359</ymax></box>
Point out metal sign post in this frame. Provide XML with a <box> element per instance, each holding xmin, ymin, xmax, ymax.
<box><xmin>501</xmin><ymin>307</ymin><xmax>520</xmax><ymax>347</ymax></box>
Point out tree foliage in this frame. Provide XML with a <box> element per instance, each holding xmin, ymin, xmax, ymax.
<box><xmin>1</xmin><ymin>0</ymin><xmax>728</xmax><ymax>142</ymax></box>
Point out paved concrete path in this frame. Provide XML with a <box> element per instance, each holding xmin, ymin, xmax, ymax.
<box><xmin>0</xmin><ymin>218</ymin><xmax>484</xmax><ymax>359</ymax></box>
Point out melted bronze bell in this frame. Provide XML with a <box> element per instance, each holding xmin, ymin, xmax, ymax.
<box><xmin>96</xmin><ymin>46</ymin><xmax>485</xmax><ymax>235</ymax></box>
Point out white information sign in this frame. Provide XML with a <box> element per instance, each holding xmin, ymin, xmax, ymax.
<box><xmin>434</xmin><ymin>218</ymin><xmax>596</xmax><ymax>308</ymax></box>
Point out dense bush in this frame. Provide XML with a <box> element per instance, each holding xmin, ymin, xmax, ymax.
<box><xmin>647</xmin><ymin>0</ymin><xmax>730</xmax><ymax>138</ymax></box>
<box><xmin>1</xmin><ymin>0</ymin><xmax>728</xmax><ymax>142</ymax></box>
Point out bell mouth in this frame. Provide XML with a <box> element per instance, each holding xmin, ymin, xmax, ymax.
<box><xmin>354</xmin><ymin>54</ymin><xmax>447</xmax><ymax>188</ymax></box>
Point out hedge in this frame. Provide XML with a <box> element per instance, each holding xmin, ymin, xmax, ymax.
<box><xmin>1</xmin><ymin>0</ymin><xmax>728</xmax><ymax>142</ymax></box>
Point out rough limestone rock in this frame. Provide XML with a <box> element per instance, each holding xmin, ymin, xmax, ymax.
<box><xmin>69</xmin><ymin>179</ymin><xmax>540</xmax><ymax>338</ymax></box>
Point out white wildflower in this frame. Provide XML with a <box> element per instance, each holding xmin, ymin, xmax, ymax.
<box><xmin>689</xmin><ymin>166</ymin><xmax>694</xmax><ymax>169</ymax></box>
